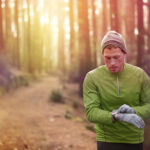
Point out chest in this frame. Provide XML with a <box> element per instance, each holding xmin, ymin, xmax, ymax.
<box><xmin>96</xmin><ymin>75</ymin><xmax>141</xmax><ymax>110</ymax></box>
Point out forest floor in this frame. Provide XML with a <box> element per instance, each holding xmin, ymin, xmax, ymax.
<box><xmin>0</xmin><ymin>76</ymin><xmax>96</xmax><ymax>150</ymax></box>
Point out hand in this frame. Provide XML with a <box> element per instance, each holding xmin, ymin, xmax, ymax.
<box><xmin>116</xmin><ymin>113</ymin><xmax>145</xmax><ymax>129</ymax></box>
<box><xmin>118</xmin><ymin>104</ymin><xmax>135</xmax><ymax>114</ymax></box>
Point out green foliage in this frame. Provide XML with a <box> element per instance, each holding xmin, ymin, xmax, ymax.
<box><xmin>85</xmin><ymin>123</ymin><xmax>95</xmax><ymax>133</ymax></box>
<box><xmin>11</xmin><ymin>74</ymin><xmax>30</xmax><ymax>88</ymax></box>
<box><xmin>18</xmin><ymin>76</ymin><xmax>28</xmax><ymax>87</ymax></box>
<box><xmin>72</xmin><ymin>117</ymin><xmax>83</xmax><ymax>122</ymax></box>
<box><xmin>0</xmin><ymin>87</ymin><xmax>6</xmax><ymax>96</ymax></box>
<box><xmin>72</xmin><ymin>99</ymin><xmax>79</xmax><ymax>109</ymax></box>
<box><xmin>65</xmin><ymin>110</ymin><xmax>72</xmax><ymax>119</ymax></box>
<box><xmin>50</xmin><ymin>89</ymin><xmax>64</xmax><ymax>103</ymax></box>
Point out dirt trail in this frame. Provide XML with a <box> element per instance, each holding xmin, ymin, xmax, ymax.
<box><xmin>0</xmin><ymin>77</ymin><xmax>96</xmax><ymax>150</ymax></box>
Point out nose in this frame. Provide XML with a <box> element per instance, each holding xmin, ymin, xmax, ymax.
<box><xmin>110</xmin><ymin>58</ymin><xmax>116</xmax><ymax>66</ymax></box>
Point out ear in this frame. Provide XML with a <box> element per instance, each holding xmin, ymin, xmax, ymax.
<box><xmin>124</xmin><ymin>54</ymin><xmax>127</xmax><ymax>62</ymax></box>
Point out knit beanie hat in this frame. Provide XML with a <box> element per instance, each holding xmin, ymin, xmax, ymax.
<box><xmin>101</xmin><ymin>31</ymin><xmax>127</xmax><ymax>54</ymax></box>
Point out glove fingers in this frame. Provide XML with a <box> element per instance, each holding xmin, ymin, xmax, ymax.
<box><xmin>119</xmin><ymin>107</ymin><xmax>126</xmax><ymax>113</ymax></box>
<box><xmin>131</xmin><ymin>120</ymin><xmax>142</xmax><ymax>129</ymax></box>
<box><xmin>117</xmin><ymin>114</ymin><xmax>145</xmax><ymax>128</ymax></box>
<box><xmin>134</xmin><ymin>118</ymin><xmax>145</xmax><ymax>128</ymax></box>
<box><xmin>132</xmin><ymin>122</ymin><xmax>140</xmax><ymax>128</ymax></box>
<box><xmin>118</xmin><ymin>104</ymin><xmax>135</xmax><ymax>114</ymax></box>
<box><xmin>137</xmin><ymin>119</ymin><xmax>145</xmax><ymax>128</ymax></box>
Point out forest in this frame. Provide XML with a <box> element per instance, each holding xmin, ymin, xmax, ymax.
<box><xmin>0</xmin><ymin>0</ymin><xmax>150</xmax><ymax>93</ymax></box>
<box><xmin>0</xmin><ymin>0</ymin><xmax>149</xmax><ymax>150</ymax></box>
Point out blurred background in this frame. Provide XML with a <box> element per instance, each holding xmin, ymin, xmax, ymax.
<box><xmin>0</xmin><ymin>0</ymin><xmax>150</xmax><ymax>93</ymax></box>
<box><xmin>0</xmin><ymin>0</ymin><xmax>149</xmax><ymax>150</ymax></box>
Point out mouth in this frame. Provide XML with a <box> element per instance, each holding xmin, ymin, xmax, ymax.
<box><xmin>110</xmin><ymin>67</ymin><xmax>117</xmax><ymax>70</ymax></box>
<box><xmin>109</xmin><ymin>67</ymin><xmax>118</xmax><ymax>72</ymax></box>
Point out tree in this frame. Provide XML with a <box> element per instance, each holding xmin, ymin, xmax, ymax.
<box><xmin>77</xmin><ymin>0</ymin><xmax>91</xmax><ymax>95</ymax></box>
<box><xmin>123</xmin><ymin>0</ymin><xmax>136</xmax><ymax>63</ymax></box>
<box><xmin>0</xmin><ymin>0</ymin><xmax>4</xmax><ymax>50</ymax></box>
<box><xmin>137</xmin><ymin>0</ymin><xmax>144</xmax><ymax>67</ymax></box>
<box><xmin>32</xmin><ymin>0</ymin><xmax>44</xmax><ymax>73</ymax></box>
<box><xmin>27</xmin><ymin>0</ymin><xmax>32</xmax><ymax>72</ymax></box>
<box><xmin>109</xmin><ymin>0</ymin><xmax>120</xmax><ymax>31</ymax></box>
<box><xmin>147</xmin><ymin>0</ymin><xmax>150</xmax><ymax>55</ymax></box>
<box><xmin>5</xmin><ymin>0</ymin><xmax>12</xmax><ymax>50</ymax></box>
<box><xmin>14</xmin><ymin>0</ymin><xmax>20</xmax><ymax>68</ymax></box>
<box><xmin>58</xmin><ymin>1</ymin><xmax>65</xmax><ymax>72</ymax></box>
<box><xmin>148</xmin><ymin>0</ymin><xmax>150</xmax><ymax>74</ymax></box>
<box><xmin>69</xmin><ymin>0</ymin><xmax>75</xmax><ymax>65</ymax></box>
<box><xmin>91</xmin><ymin>0</ymin><xmax>97</xmax><ymax>68</ymax></box>
<box><xmin>142</xmin><ymin>0</ymin><xmax>150</xmax><ymax>75</ymax></box>
<box><xmin>101</xmin><ymin>0</ymin><xmax>107</xmax><ymax>36</ymax></box>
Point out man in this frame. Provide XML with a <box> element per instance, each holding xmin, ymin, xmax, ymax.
<box><xmin>83</xmin><ymin>31</ymin><xmax>150</xmax><ymax>150</ymax></box>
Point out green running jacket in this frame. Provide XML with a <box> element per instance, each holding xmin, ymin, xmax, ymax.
<box><xmin>83</xmin><ymin>63</ymin><xmax>150</xmax><ymax>144</ymax></box>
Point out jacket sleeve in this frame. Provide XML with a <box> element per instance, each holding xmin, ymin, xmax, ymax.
<box><xmin>83</xmin><ymin>72</ymin><xmax>113</xmax><ymax>125</ymax></box>
<box><xmin>133</xmin><ymin>71</ymin><xmax>150</xmax><ymax>119</ymax></box>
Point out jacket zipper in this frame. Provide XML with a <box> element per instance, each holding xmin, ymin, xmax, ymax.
<box><xmin>117</xmin><ymin>75</ymin><xmax>119</xmax><ymax>96</ymax></box>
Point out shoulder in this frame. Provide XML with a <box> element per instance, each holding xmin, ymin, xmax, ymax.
<box><xmin>125</xmin><ymin>63</ymin><xmax>144</xmax><ymax>74</ymax></box>
<box><xmin>87</xmin><ymin>65</ymin><xmax>107</xmax><ymax>76</ymax></box>
<box><xmin>125</xmin><ymin>63</ymin><xmax>149</xmax><ymax>81</ymax></box>
<box><xmin>84</xmin><ymin>65</ymin><xmax>107</xmax><ymax>83</ymax></box>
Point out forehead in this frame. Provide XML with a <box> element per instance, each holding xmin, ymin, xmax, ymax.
<box><xmin>103</xmin><ymin>47</ymin><xmax>124</xmax><ymax>57</ymax></box>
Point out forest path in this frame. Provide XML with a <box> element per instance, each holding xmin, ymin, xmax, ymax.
<box><xmin>0</xmin><ymin>76</ymin><xmax>96</xmax><ymax>150</ymax></box>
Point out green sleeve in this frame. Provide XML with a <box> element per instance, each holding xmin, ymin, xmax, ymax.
<box><xmin>83</xmin><ymin>72</ymin><xmax>113</xmax><ymax>125</ymax></box>
<box><xmin>133</xmin><ymin>71</ymin><xmax>150</xmax><ymax>119</ymax></box>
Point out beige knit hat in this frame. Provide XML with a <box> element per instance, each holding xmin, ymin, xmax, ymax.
<box><xmin>101</xmin><ymin>31</ymin><xmax>127</xmax><ymax>54</ymax></box>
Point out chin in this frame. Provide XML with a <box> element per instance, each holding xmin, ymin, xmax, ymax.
<box><xmin>109</xmin><ymin>69</ymin><xmax>119</xmax><ymax>73</ymax></box>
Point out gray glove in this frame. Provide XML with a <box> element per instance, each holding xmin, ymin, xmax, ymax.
<box><xmin>116</xmin><ymin>113</ymin><xmax>145</xmax><ymax>129</ymax></box>
<box><xmin>118</xmin><ymin>104</ymin><xmax>135</xmax><ymax>114</ymax></box>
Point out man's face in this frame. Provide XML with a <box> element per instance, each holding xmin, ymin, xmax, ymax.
<box><xmin>103</xmin><ymin>47</ymin><xmax>126</xmax><ymax>73</ymax></box>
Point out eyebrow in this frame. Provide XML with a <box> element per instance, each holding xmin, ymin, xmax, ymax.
<box><xmin>104</xmin><ymin>54</ymin><xmax>121</xmax><ymax>57</ymax></box>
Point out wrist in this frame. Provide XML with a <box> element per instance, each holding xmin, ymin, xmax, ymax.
<box><xmin>112</xmin><ymin>112</ymin><xmax>118</xmax><ymax>122</ymax></box>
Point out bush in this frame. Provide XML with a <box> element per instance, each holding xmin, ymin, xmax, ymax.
<box><xmin>72</xmin><ymin>99</ymin><xmax>79</xmax><ymax>109</ymax></box>
<box><xmin>0</xmin><ymin>87</ymin><xmax>6</xmax><ymax>95</ymax></box>
<box><xmin>50</xmin><ymin>89</ymin><xmax>64</xmax><ymax>103</ymax></box>
<box><xmin>85</xmin><ymin>123</ymin><xmax>95</xmax><ymax>133</ymax></box>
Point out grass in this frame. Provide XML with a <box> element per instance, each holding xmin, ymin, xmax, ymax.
<box><xmin>50</xmin><ymin>89</ymin><xmax>64</xmax><ymax>103</ymax></box>
<box><xmin>72</xmin><ymin>99</ymin><xmax>79</xmax><ymax>109</ymax></box>
<box><xmin>85</xmin><ymin>123</ymin><xmax>95</xmax><ymax>133</ymax></box>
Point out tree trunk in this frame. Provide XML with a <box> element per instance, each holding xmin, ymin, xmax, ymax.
<box><xmin>124</xmin><ymin>0</ymin><xmax>136</xmax><ymax>63</ymax></box>
<box><xmin>91</xmin><ymin>0</ymin><xmax>97</xmax><ymax>68</ymax></box>
<box><xmin>102</xmin><ymin>0</ymin><xmax>107</xmax><ymax>36</ymax></box>
<box><xmin>144</xmin><ymin>0</ymin><xmax>150</xmax><ymax>76</ymax></box>
<box><xmin>27</xmin><ymin>0</ymin><xmax>32</xmax><ymax>73</ymax></box>
<box><xmin>0</xmin><ymin>0</ymin><xmax>4</xmax><ymax>50</ymax></box>
<box><xmin>14</xmin><ymin>0</ymin><xmax>20</xmax><ymax>68</ymax></box>
<box><xmin>32</xmin><ymin>1</ymin><xmax>43</xmax><ymax>73</ymax></box>
<box><xmin>148</xmin><ymin>0</ymin><xmax>150</xmax><ymax>55</ymax></box>
<box><xmin>109</xmin><ymin>0</ymin><xmax>120</xmax><ymax>32</ymax></box>
<box><xmin>69</xmin><ymin>0</ymin><xmax>74</xmax><ymax>65</ymax></box>
<box><xmin>58</xmin><ymin>1</ymin><xmax>65</xmax><ymax>72</ymax></box>
<box><xmin>137</xmin><ymin>0</ymin><xmax>144</xmax><ymax>67</ymax></box>
<box><xmin>77</xmin><ymin>0</ymin><xmax>91</xmax><ymax>96</ymax></box>
<box><xmin>5</xmin><ymin>0</ymin><xmax>11</xmax><ymax>48</ymax></box>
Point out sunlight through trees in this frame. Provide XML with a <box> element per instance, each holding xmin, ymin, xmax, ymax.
<box><xmin>0</xmin><ymin>0</ymin><xmax>149</xmax><ymax>85</ymax></box>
